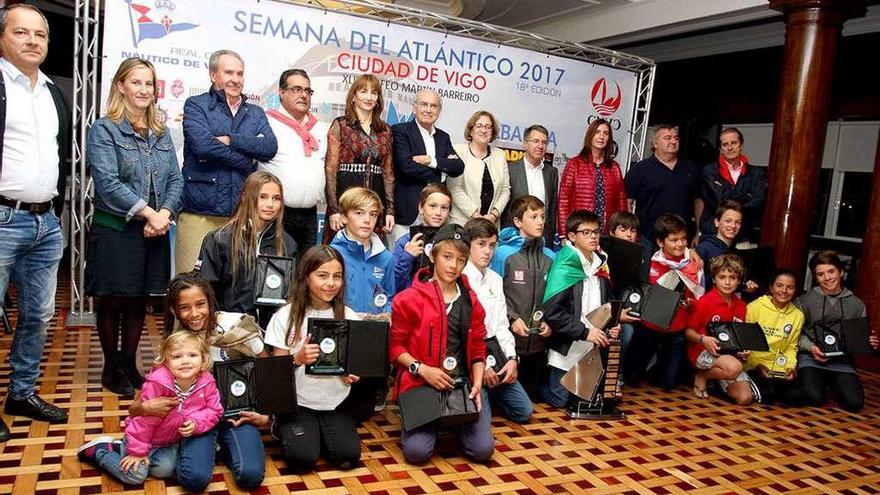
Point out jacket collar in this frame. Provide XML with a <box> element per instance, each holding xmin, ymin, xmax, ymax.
<box><xmin>717</xmin><ymin>154</ymin><xmax>749</xmax><ymax>185</ymax></box>
<box><xmin>334</xmin><ymin>229</ymin><xmax>386</xmax><ymax>259</ymax></box>
<box><xmin>145</xmin><ymin>363</ymin><xmax>214</xmax><ymax>391</ymax></box>
<box><xmin>208</xmin><ymin>86</ymin><xmax>247</xmax><ymax>111</ymax></box>
<box><xmin>463</xmin><ymin>261</ymin><xmax>487</xmax><ymax>287</ymax></box>
<box><xmin>412</xmin><ymin>267</ymin><xmax>475</xmax><ymax>296</ymax></box>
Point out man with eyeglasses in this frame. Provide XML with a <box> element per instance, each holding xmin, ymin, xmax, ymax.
<box><xmin>501</xmin><ymin>124</ymin><xmax>558</xmax><ymax>249</ymax></box>
<box><xmin>0</xmin><ymin>4</ymin><xmax>71</xmax><ymax>441</ymax></box>
<box><xmin>177</xmin><ymin>49</ymin><xmax>277</xmax><ymax>274</ymax></box>
<box><xmin>258</xmin><ymin>69</ymin><xmax>327</xmax><ymax>253</ymax></box>
<box><xmin>390</xmin><ymin>89</ymin><xmax>464</xmax><ymax>245</ymax></box>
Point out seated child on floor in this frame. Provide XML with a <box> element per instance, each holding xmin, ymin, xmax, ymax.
<box><xmin>684</xmin><ymin>254</ymin><xmax>752</xmax><ymax>405</ymax></box>
<box><xmin>78</xmin><ymin>332</ymin><xmax>222</xmax><ymax>485</ymax></box>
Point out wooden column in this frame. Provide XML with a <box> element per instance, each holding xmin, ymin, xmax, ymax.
<box><xmin>761</xmin><ymin>0</ymin><xmax>865</xmax><ymax>279</ymax></box>
<box><xmin>855</xmin><ymin>128</ymin><xmax>880</xmax><ymax>369</ymax></box>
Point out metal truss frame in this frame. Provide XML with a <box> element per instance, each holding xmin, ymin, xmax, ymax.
<box><xmin>67</xmin><ymin>0</ymin><xmax>654</xmax><ymax>322</ymax></box>
<box><xmin>67</xmin><ymin>0</ymin><xmax>100</xmax><ymax>327</ymax></box>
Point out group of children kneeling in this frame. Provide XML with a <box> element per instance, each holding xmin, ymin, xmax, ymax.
<box><xmin>76</xmin><ymin>180</ymin><xmax>878</xmax><ymax>489</ymax></box>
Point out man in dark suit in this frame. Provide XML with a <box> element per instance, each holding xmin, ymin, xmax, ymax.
<box><xmin>390</xmin><ymin>89</ymin><xmax>464</xmax><ymax>244</ymax></box>
<box><xmin>502</xmin><ymin>125</ymin><xmax>558</xmax><ymax>249</ymax></box>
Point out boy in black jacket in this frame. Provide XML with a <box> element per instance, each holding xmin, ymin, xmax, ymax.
<box><xmin>497</xmin><ymin>196</ymin><xmax>555</xmax><ymax>400</ymax></box>
<box><xmin>542</xmin><ymin>210</ymin><xmax>618</xmax><ymax>409</ymax></box>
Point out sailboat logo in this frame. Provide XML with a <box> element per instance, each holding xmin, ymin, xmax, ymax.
<box><xmin>590</xmin><ymin>78</ymin><xmax>622</xmax><ymax>117</ymax></box>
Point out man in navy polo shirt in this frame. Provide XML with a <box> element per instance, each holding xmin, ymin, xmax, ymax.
<box><xmin>625</xmin><ymin>125</ymin><xmax>703</xmax><ymax>248</ymax></box>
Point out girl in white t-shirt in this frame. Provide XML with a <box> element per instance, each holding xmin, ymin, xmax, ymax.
<box><xmin>264</xmin><ymin>245</ymin><xmax>362</xmax><ymax>472</ymax></box>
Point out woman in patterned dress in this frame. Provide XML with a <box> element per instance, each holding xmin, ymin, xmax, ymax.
<box><xmin>323</xmin><ymin>74</ymin><xmax>395</xmax><ymax>242</ymax></box>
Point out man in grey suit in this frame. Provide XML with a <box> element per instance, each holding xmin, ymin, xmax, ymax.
<box><xmin>501</xmin><ymin>124</ymin><xmax>558</xmax><ymax>248</ymax></box>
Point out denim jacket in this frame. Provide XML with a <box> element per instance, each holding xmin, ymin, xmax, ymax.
<box><xmin>86</xmin><ymin>116</ymin><xmax>183</xmax><ymax>220</ymax></box>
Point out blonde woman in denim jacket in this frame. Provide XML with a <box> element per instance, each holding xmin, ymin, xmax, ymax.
<box><xmin>85</xmin><ymin>57</ymin><xmax>183</xmax><ymax>397</ymax></box>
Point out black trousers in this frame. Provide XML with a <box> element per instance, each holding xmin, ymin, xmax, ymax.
<box><xmin>276</xmin><ymin>406</ymin><xmax>360</xmax><ymax>472</ymax></box>
<box><xmin>340</xmin><ymin>376</ymin><xmax>388</xmax><ymax>422</ymax></box>
<box><xmin>797</xmin><ymin>366</ymin><xmax>864</xmax><ymax>412</ymax></box>
<box><xmin>747</xmin><ymin>371</ymin><xmax>804</xmax><ymax>406</ymax></box>
<box><xmin>282</xmin><ymin>205</ymin><xmax>318</xmax><ymax>256</ymax></box>
<box><xmin>518</xmin><ymin>352</ymin><xmax>547</xmax><ymax>402</ymax></box>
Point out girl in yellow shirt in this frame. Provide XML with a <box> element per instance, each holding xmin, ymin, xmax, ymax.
<box><xmin>745</xmin><ymin>269</ymin><xmax>805</xmax><ymax>405</ymax></box>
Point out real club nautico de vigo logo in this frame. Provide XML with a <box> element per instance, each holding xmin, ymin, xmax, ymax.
<box><xmin>591</xmin><ymin>78</ymin><xmax>622</xmax><ymax>117</ymax></box>
<box><xmin>126</xmin><ymin>0</ymin><xmax>198</xmax><ymax>47</ymax></box>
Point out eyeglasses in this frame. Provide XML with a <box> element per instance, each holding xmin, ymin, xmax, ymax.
<box><xmin>282</xmin><ymin>86</ymin><xmax>314</xmax><ymax>96</ymax></box>
<box><xmin>526</xmin><ymin>138</ymin><xmax>548</xmax><ymax>146</ymax></box>
<box><xmin>474</xmin><ymin>123</ymin><xmax>493</xmax><ymax>130</ymax></box>
<box><xmin>417</xmin><ymin>101</ymin><xmax>440</xmax><ymax>110</ymax></box>
<box><xmin>574</xmin><ymin>228</ymin><xmax>601</xmax><ymax>238</ymax></box>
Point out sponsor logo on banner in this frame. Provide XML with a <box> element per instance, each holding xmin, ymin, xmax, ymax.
<box><xmin>155</xmin><ymin>79</ymin><xmax>166</xmax><ymax>99</ymax></box>
<box><xmin>591</xmin><ymin>77</ymin><xmax>622</xmax><ymax>117</ymax></box>
<box><xmin>170</xmin><ymin>79</ymin><xmax>184</xmax><ymax>98</ymax></box>
<box><xmin>126</xmin><ymin>0</ymin><xmax>199</xmax><ymax>47</ymax></box>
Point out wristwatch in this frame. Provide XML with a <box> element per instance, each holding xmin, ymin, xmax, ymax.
<box><xmin>507</xmin><ymin>355</ymin><xmax>520</xmax><ymax>363</ymax></box>
<box><xmin>408</xmin><ymin>360</ymin><xmax>422</xmax><ymax>376</ymax></box>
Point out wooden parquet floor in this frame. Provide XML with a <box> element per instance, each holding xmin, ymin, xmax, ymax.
<box><xmin>1</xmin><ymin>293</ymin><xmax>879</xmax><ymax>494</ymax></box>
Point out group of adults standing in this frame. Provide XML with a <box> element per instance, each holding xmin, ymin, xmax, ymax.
<box><xmin>0</xmin><ymin>3</ymin><xmax>774</xmax><ymax>451</ymax></box>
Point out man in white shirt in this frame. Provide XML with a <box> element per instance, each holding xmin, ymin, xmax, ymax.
<box><xmin>0</xmin><ymin>4</ymin><xmax>70</xmax><ymax>441</ymax></box>
<box><xmin>502</xmin><ymin>125</ymin><xmax>558</xmax><ymax>249</ymax></box>
<box><xmin>258</xmin><ymin>69</ymin><xmax>327</xmax><ymax>253</ymax></box>
<box><xmin>463</xmin><ymin>218</ymin><xmax>532</xmax><ymax>423</ymax></box>
<box><xmin>390</xmin><ymin>89</ymin><xmax>464</xmax><ymax>245</ymax></box>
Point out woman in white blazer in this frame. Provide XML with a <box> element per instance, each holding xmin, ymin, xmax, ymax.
<box><xmin>448</xmin><ymin>111</ymin><xmax>511</xmax><ymax>227</ymax></box>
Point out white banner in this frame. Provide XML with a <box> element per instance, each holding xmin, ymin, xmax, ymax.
<box><xmin>102</xmin><ymin>0</ymin><xmax>639</xmax><ymax>169</ymax></box>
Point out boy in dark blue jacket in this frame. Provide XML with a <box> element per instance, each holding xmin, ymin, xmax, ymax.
<box><xmin>177</xmin><ymin>50</ymin><xmax>277</xmax><ymax>274</ymax></box>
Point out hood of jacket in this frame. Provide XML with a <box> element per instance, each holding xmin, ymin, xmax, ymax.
<box><xmin>756</xmin><ymin>294</ymin><xmax>799</xmax><ymax>317</ymax></box>
<box><xmin>499</xmin><ymin>226</ymin><xmax>524</xmax><ymax>249</ymax></box>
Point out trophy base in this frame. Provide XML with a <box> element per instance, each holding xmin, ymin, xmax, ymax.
<box><xmin>256</xmin><ymin>297</ymin><xmax>287</xmax><ymax>305</ymax></box>
<box><xmin>567</xmin><ymin>400</ymin><xmax>626</xmax><ymax>420</ymax></box>
<box><xmin>307</xmin><ymin>366</ymin><xmax>346</xmax><ymax>375</ymax></box>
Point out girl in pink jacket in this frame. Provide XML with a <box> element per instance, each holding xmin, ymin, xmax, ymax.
<box><xmin>77</xmin><ymin>332</ymin><xmax>223</xmax><ymax>485</ymax></box>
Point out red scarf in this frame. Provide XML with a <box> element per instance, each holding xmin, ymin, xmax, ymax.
<box><xmin>717</xmin><ymin>154</ymin><xmax>749</xmax><ymax>185</ymax></box>
<box><xmin>266</xmin><ymin>109</ymin><xmax>319</xmax><ymax>157</ymax></box>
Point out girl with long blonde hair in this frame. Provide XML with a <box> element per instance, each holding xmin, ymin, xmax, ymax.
<box><xmin>196</xmin><ymin>171</ymin><xmax>297</xmax><ymax>321</ymax></box>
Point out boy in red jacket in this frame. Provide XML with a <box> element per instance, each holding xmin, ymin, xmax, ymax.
<box><xmin>390</xmin><ymin>224</ymin><xmax>494</xmax><ymax>464</ymax></box>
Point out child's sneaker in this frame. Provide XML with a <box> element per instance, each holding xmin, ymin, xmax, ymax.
<box><xmin>77</xmin><ymin>435</ymin><xmax>114</xmax><ymax>464</ymax></box>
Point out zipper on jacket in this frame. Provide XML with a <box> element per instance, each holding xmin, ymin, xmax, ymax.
<box><xmin>434</xmin><ymin>280</ymin><xmax>448</xmax><ymax>362</ymax></box>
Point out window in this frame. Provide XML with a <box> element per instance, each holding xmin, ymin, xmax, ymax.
<box><xmin>836</xmin><ymin>172</ymin><xmax>872</xmax><ymax>239</ymax></box>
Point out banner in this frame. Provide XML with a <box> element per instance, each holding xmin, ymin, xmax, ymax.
<box><xmin>102</xmin><ymin>0</ymin><xmax>640</xmax><ymax>179</ymax></box>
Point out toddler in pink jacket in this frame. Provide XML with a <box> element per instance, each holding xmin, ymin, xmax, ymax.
<box><xmin>77</xmin><ymin>332</ymin><xmax>223</xmax><ymax>485</ymax></box>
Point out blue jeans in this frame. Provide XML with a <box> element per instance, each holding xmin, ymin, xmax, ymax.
<box><xmin>0</xmin><ymin>207</ymin><xmax>63</xmax><ymax>400</ymax></box>
<box><xmin>95</xmin><ymin>439</ymin><xmax>178</xmax><ymax>485</ymax></box>
<box><xmin>177</xmin><ymin>422</ymin><xmax>265</xmax><ymax>491</ymax></box>
<box><xmin>540</xmin><ymin>366</ymin><xmax>571</xmax><ymax>408</ymax></box>
<box><xmin>483</xmin><ymin>380</ymin><xmax>533</xmax><ymax>423</ymax></box>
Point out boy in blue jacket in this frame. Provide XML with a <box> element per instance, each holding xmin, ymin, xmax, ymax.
<box><xmin>491</xmin><ymin>195</ymin><xmax>555</xmax><ymax>276</ymax></box>
<box><xmin>330</xmin><ymin>187</ymin><xmax>395</xmax><ymax>321</ymax></box>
